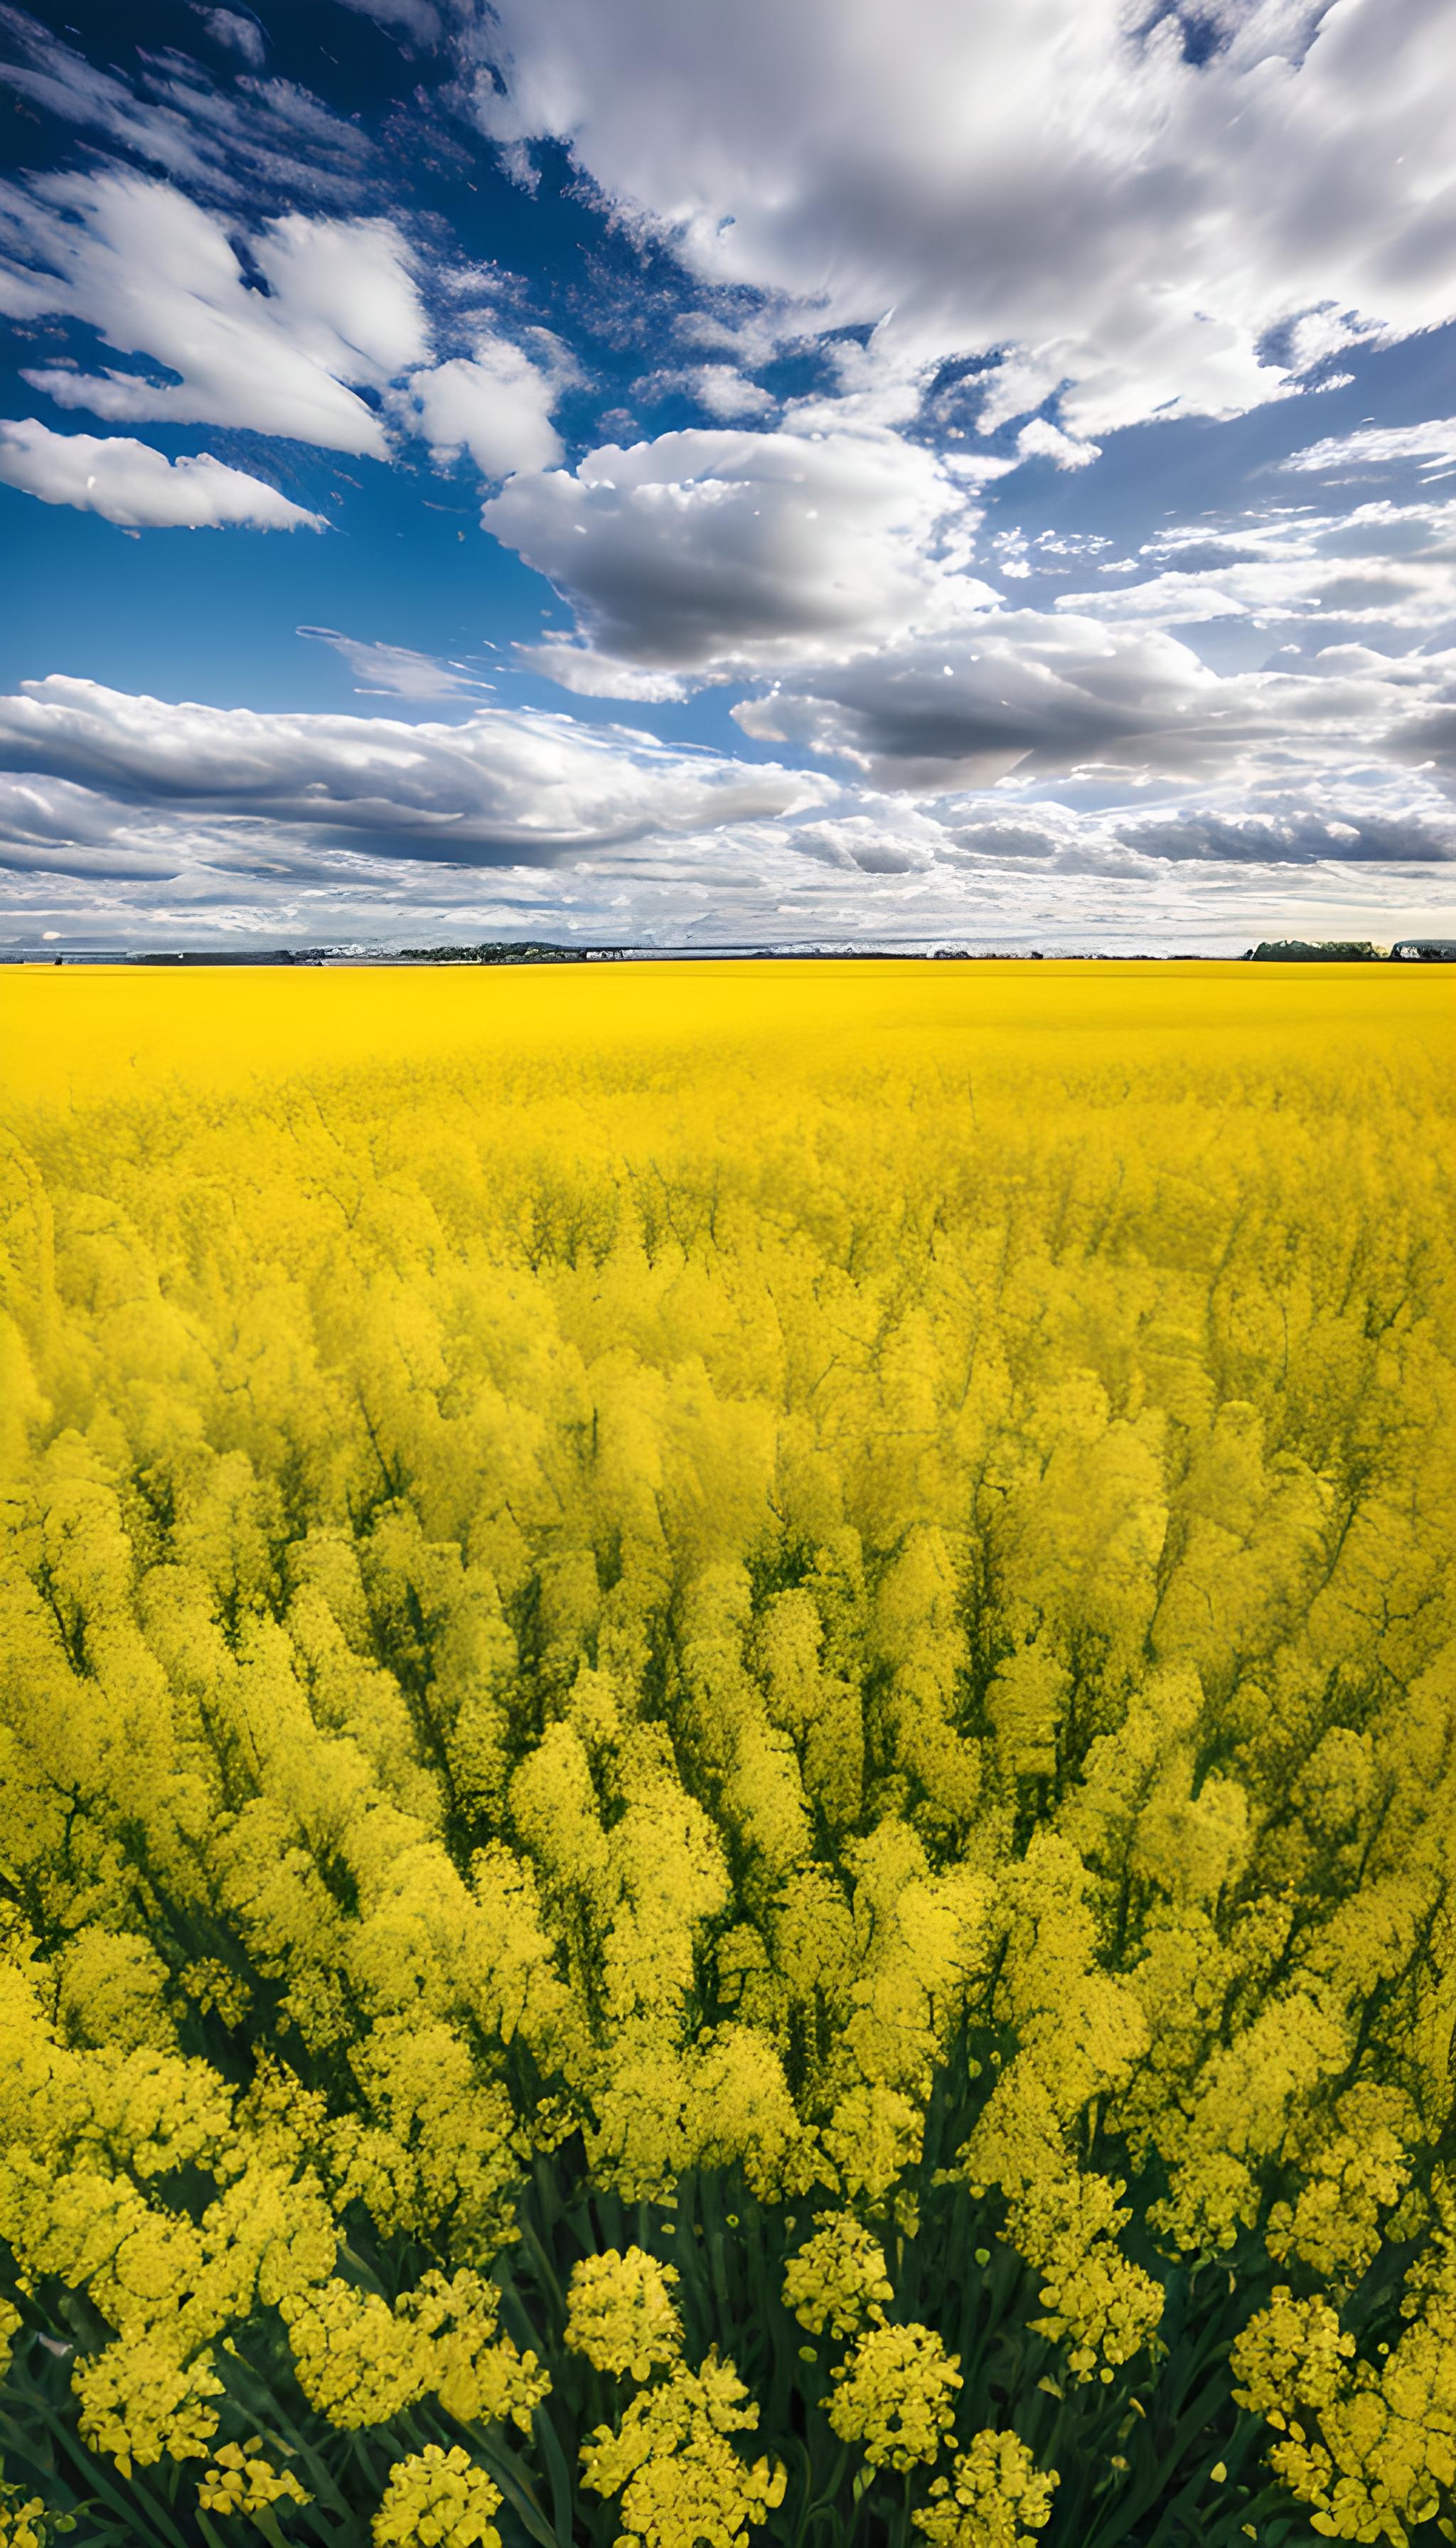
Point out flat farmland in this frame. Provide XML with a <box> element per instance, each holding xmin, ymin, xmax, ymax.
<box><xmin>1</xmin><ymin>961</ymin><xmax>1452</xmax><ymax>2548</ymax></box>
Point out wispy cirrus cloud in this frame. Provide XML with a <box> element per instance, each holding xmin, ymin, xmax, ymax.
<box><xmin>1279</xmin><ymin>415</ymin><xmax>1456</xmax><ymax>479</ymax></box>
<box><xmin>0</xmin><ymin>5</ymin><xmax>375</xmax><ymax>203</ymax></box>
<box><xmin>298</xmin><ymin>628</ymin><xmax>494</xmax><ymax>697</ymax></box>
<box><xmin>326</xmin><ymin>0</ymin><xmax>444</xmax><ymax>45</ymax></box>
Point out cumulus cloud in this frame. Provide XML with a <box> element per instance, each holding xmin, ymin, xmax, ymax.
<box><xmin>1</xmin><ymin>173</ymin><xmax>429</xmax><ymax>455</ymax></box>
<box><xmin>734</xmin><ymin>615</ymin><xmax>1456</xmax><ymax>793</ymax></box>
<box><xmin>1015</xmin><ymin>417</ymin><xmax>1103</xmax><ymax>471</ymax></box>
<box><xmin>0</xmin><ymin>419</ymin><xmax>327</xmax><ymax>530</ymax></box>
<box><xmin>465</xmin><ymin>0</ymin><xmax>1456</xmax><ymax>434</ymax></box>
<box><xmin>735</xmin><ymin>617</ymin><xmax>1221</xmax><ymax>789</ymax></box>
<box><xmin>390</xmin><ymin>331</ymin><xmax>567</xmax><ymax>479</ymax></box>
<box><xmin>485</xmin><ymin>424</ymin><xmax>995</xmax><ymax>690</ymax></box>
<box><xmin>191</xmin><ymin>9</ymin><xmax>267</xmax><ymax>67</ymax></box>
<box><xmin>299</xmin><ymin>628</ymin><xmax>494</xmax><ymax>697</ymax></box>
<box><xmin>0</xmin><ymin>677</ymin><xmax>829</xmax><ymax>864</ymax></box>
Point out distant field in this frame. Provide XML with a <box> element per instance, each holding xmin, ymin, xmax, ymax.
<box><xmin>1</xmin><ymin>962</ymin><xmax>1452</xmax><ymax>2548</ymax></box>
<box><xmin>2</xmin><ymin>956</ymin><xmax>1451</xmax><ymax>1101</ymax></box>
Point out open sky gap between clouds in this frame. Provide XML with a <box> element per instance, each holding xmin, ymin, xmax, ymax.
<box><xmin>1</xmin><ymin>0</ymin><xmax>1455</xmax><ymax>947</ymax></box>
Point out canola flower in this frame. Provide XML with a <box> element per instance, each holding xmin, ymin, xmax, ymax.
<box><xmin>0</xmin><ymin>2493</ymin><xmax>65</xmax><ymax>2548</ymax></box>
<box><xmin>372</xmin><ymin>2445</ymin><xmax>503</xmax><ymax>2548</ymax></box>
<box><xmin>197</xmin><ymin>2437</ymin><xmax>311</xmax><ymax>2517</ymax></box>
<box><xmin>783</xmin><ymin>2211</ymin><xmax>895</xmax><ymax>2339</ymax></box>
<box><xmin>916</xmin><ymin>2429</ymin><xmax>1060</xmax><ymax>2548</ymax></box>
<box><xmin>564</xmin><ymin>2249</ymin><xmax>685</xmax><ymax>2382</ymax></box>
<box><xmin>828</xmin><ymin>2320</ymin><xmax>964</xmax><ymax>2470</ymax></box>
<box><xmin>0</xmin><ymin>960</ymin><xmax>1452</xmax><ymax>2548</ymax></box>
<box><xmin>577</xmin><ymin>2348</ymin><xmax>786</xmax><ymax>2547</ymax></box>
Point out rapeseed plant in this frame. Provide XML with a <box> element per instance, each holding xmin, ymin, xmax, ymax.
<box><xmin>0</xmin><ymin>960</ymin><xmax>1452</xmax><ymax>2547</ymax></box>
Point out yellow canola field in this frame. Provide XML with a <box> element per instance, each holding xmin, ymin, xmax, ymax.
<box><xmin>1</xmin><ymin>955</ymin><xmax>1450</xmax><ymax>1103</ymax></box>
<box><xmin>0</xmin><ymin>960</ymin><xmax>1453</xmax><ymax>2548</ymax></box>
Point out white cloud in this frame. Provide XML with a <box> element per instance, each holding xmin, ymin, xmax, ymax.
<box><xmin>391</xmin><ymin>331</ymin><xmax>567</xmax><ymax>478</ymax></box>
<box><xmin>1279</xmin><ymin>304</ymin><xmax>1386</xmax><ymax>374</ymax></box>
<box><xmin>0</xmin><ymin>418</ymin><xmax>326</xmax><ymax>530</ymax></box>
<box><xmin>733</xmin><ymin>614</ymin><xmax>1456</xmax><ymax>794</ymax></box>
<box><xmin>734</xmin><ymin>616</ymin><xmax>1221</xmax><ymax>789</ymax></box>
<box><xmin>638</xmin><ymin>364</ymin><xmax>776</xmax><ymax>422</ymax></box>
<box><xmin>0</xmin><ymin>677</ymin><xmax>829</xmax><ymax>864</ymax></box>
<box><xmin>249</xmin><ymin>208</ymin><xmax>429</xmax><ymax>387</ymax></box>
<box><xmin>326</xmin><ymin>0</ymin><xmax>444</xmax><ymax>42</ymax></box>
<box><xmin>0</xmin><ymin>165</ymin><xmax>569</xmax><ymax>486</ymax></box>
<box><xmin>6</xmin><ymin>752</ymin><xmax>1452</xmax><ymax>956</ymax></box>
<box><xmin>685</xmin><ymin>368</ymin><xmax>775</xmax><ymax>422</ymax></box>
<box><xmin>1281</xmin><ymin>416</ymin><xmax>1456</xmax><ymax>478</ymax></box>
<box><xmin>1052</xmin><ymin>565</ymin><xmax>1303</xmax><ymax>626</ymax></box>
<box><xmin>1</xmin><ymin>172</ymin><xmax>429</xmax><ymax>455</ymax></box>
<box><xmin>1015</xmin><ymin>417</ymin><xmax>1102</xmax><ymax>472</ymax></box>
<box><xmin>1056</xmin><ymin>498</ymin><xmax>1456</xmax><ymax>633</ymax></box>
<box><xmin>464</xmin><ymin>0</ymin><xmax>1456</xmax><ymax>435</ymax></box>
<box><xmin>299</xmin><ymin>628</ymin><xmax>493</xmax><ymax>697</ymax></box>
<box><xmin>0</xmin><ymin>13</ymin><xmax>373</xmax><ymax>205</ymax></box>
<box><xmin>484</xmin><ymin>424</ymin><xmax>996</xmax><ymax>689</ymax></box>
<box><xmin>518</xmin><ymin>648</ymin><xmax>694</xmax><ymax>703</ymax></box>
<box><xmin>192</xmin><ymin>10</ymin><xmax>267</xmax><ymax>67</ymax></box>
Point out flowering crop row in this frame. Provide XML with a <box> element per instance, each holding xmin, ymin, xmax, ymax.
<box><xmin>0</xmin><ymin>970</ymin><xmax>1452</xmax><ymax>2548</ymax></box>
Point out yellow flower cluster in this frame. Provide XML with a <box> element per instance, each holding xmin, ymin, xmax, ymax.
<box><xmin>783</xmin><ymin>2212</ymin><xmax>894</xmax><ymax>2339</ymax></box>
<box><xmin>1233</xmin><ymin>2232</ymin><xmax>1456</xmax><ymax>2547</ymax></box>
<box><xmin>567</xmin><ymin>2247</ymin><xmax>786</xmax><ymax>2545</ymax></box>
<box><xmin>828</xmin><ymin>2321</ymin><xmax>964</xmax><ymax>2471</ymax></box>
<box><xmin>178</xmin><ymin>1961</ymin><xmax>253</xmax><ymax>2028</ymax></box>
<box><xmin>280</xmin><ymin>2281</ymin><xmax>432</xmax><ymax>2429</ymax></box>
<box><xmin>956</xmin><ymin>1839</ymin><xmax>1165</xmax><ymax>2381</ymax></box>
<box><xmin>0</xmin><ymin>2476</ymin><xmax>73</xmax><ymax>2548</ymax></box>
<box><xmin>579</xmin><ymin>2353</ymin><xmax>787</xmax><ymax>2548</ymax></box>
<box><xmin>564</xmin><ymin>2247</ymin><xmax>685</xmax><ymax>2380</ymax></box>
<box><xmin>281</xmin><ymin>2271</ymin><xmax>547</xmax><ymax>2434</ymax></box>
<box><xmin>1014</xmin><ymin>2173</ymin><xmax>1165</xmax><ymax>2384</ymax></box>
<box><xmin>0</xmin><ymin>2495</ymin><xmax>48</xmax><ymax>2548</ymax></box>
<box><xmin>916</xmin><ymin>2429</ymin><xmax>1061</xmax><ymax>2548</ymax></box>
<box><xmin>1265</xmin><ymin>2089</ymin><xmax>1416</xmax><ymax>2291</ymax></box>
<box><xmin>196</xmin><ymin>2439</ymin><xmax>311</xmax><ymax>2516</ymax></box>
<box><xmin>781</xmin><ymin>2213</ymin><xmax>964</xmax><ymax>2493</ymax></box>
<box><xmin>372</xmin><ymin>2446</ymin><xmax>502</xmax><ymax>2548</ymax></box>
<box><xmin>70</xmin><ymin>2340</ymin><xmax>224</xmax><ymax>2478</ymax></box>
<box><xmin>404</xmin><ymin>2267</ymin><xmax>550</xmax><ymax>2431</ymax></box>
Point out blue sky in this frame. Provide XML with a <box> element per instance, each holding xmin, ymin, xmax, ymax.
<box><xmin>2</xmin><ymin>0</ymin><xmax>1455</xmax><ymax>951</ymax></box>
